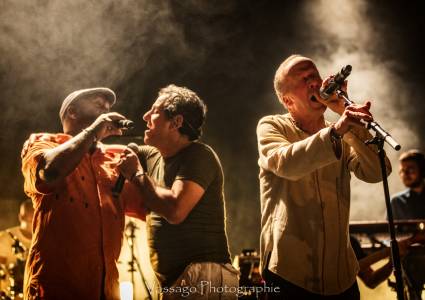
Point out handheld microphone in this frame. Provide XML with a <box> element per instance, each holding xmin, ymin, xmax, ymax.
<box><xmin>114</xmin><ymin>119</ymin><xmax>134</xmax><ymax>129</ymax></box>
<box><xmin>320</xmin><ymin>65</ymin><xmax>352</xmax><ymax>99</ymax></box>
<box><xmin>111</xmin><ymin>142</ymin><xmax>140</xmax><ymax>198</ymax></box>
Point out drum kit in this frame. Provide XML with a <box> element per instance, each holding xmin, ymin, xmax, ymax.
<box><xmin>0</xmin><ymin>231</ymin><xmax>27</xmax><ymax>300</ymax></box>
<box><xmin>233</xmin><ymin>249</ymin><xmax>264</xmax><ymax>300</ymax></box>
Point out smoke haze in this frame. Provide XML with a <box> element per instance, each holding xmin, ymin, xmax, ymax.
<box><xmin>302</xmin><ymin>0</ymin><xmax>420</xmax><ymax>219</ymax></box>
<box><xmin>1</xmin><ymin>1</ymin><xmax>424</xmax><ymax>257</ymax></box>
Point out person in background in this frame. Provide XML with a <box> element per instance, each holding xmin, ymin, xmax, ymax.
<box><xmin>350</xmin><ymin>234</ymin><xmax>425</xmax><ymax>289</ymax></box>
<box><xmin>0</xmin><ymin>199</ymin><xmax>34</xmax><ymax>296</ymax></box>
<box><xmin>391</xmin><ymin>149</ymin><xmax>425</xmax><ymax>299</ymax></box>
<box><xmin>391</xmin><ymin>149</ymin><xmax>425</xmax><ymax>220</ymax></box>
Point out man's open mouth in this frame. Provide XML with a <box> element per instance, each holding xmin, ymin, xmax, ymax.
<box><xmin>310</xmin><ymin>95</ymin><xmax>318</xmax><ymax>102</ymax></box>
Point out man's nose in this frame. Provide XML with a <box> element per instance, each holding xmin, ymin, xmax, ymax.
<box><xmin>102</xmin><ymin>103</ymin><xmax>111</xmax><ymax>113</ymax></box>
<box><xmin>309</xmin><ymin>78</ymin><xmax>321</xmax><ymax>90</ymax></box>
<box><xmin>143</xmin><ymin>111</ymin><xmax>150</xmax><ymax>122</ymax></box>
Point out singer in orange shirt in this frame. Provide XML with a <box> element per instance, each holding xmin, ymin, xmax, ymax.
<box><xmin>21</xmin><ymin>88</ymin><xmax>145</xmax><ymax>300</ymax></box>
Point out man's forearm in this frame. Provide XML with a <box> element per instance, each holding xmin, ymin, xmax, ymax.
<box><xmin>131</xmin><ymin>173</ymin><xmax>178</xmax><ymax>223</ymax></box>
<box><xmin>359</xmin><ymin>247</ymin><xmax>390</xmax><ymax>270</ymax></box>
<box><xmin>40</xmin><ymin>128</ymin><xmax>97</xmax><ymax>182</ymax></box>
<box><xmin>345</xmin><ymin>126</ymin><xmax>392</xmax><ymax>182</ymax></box>
<box><xmin>258</xmin><ymin>126</ymin><xmax>338</xmax><ymax>180</ymax></box>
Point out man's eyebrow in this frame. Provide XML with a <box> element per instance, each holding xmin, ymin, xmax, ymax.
<box><xmin>152</xmin><ymin>103</ymin><xmax>164</xmax><ymax>111</ymax></box>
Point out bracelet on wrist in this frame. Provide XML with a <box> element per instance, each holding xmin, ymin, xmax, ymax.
<box><xmin>330</xmin><ymin>125</ymin><xmax>343</xmax><ymax>159</ymax></box>
<box><xmin>131</xmin><ymin>170</ymin><xmax>145</xmax><ymax>181</ymax></box>
<box><xmin>82</xmin><ymin>128</ymin><xmax>98</xmax><ymax>143</ymax></box>
<box><xmin>330</xmin><ymin>125</ymin><xmax>342</xmax><ymax>141</ymax></box>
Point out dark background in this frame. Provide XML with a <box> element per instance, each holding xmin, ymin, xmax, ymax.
<box><xmin>1</xmin><ymin>0</ymin><xmax>424</xmax><ymax>255</ymax></box>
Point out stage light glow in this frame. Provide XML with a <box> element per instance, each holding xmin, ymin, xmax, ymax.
<box><xmin>120</xmin><ymin>281</ymin><xmax>133</xmax><ymax>300</ymax></box>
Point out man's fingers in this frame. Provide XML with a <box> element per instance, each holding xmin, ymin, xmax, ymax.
<box><xmin>364</xmin><ymin>100</ymin><xmax>371</xmax><ymax>110</ymax></box>
<box><xmin>346</xmin><ymin>110</ymin><xmax>373</xmax><ymax>122</ymax></box>
<box><xmin>345</xmin><ymin>110</ymin><xmax>372</xmax><ymax>119</ymax></box>
<box><xmin>345</xmin><ymin>104</ymin><xmax>370</xmax><ymax>112</ymax></box>
<box><xmin>345</xmin><ymin>105</ymin><xmax>373</xmax><ymax>121</ymax></box>
<box><xmin>346</xmin><ymin>101</ymin><xmax>372</xmax><ymax>112</ymax></box>
<box><xmin>108</xmin><ymin>127</ymin><xmax>123</xmax><ymax>136</ymax></box>
<box><xmin>342</xmin><ymin>111</ymin><xmax>372</xmax><ymax>129</ymax></box>
<box><xmin>123</xmin><ymin>148</ymin><xmax>137</xmax><ymax>157</ymax></box>
<box><xmin>104</xmin><ymin>112</ymin><xmax>127</xmax><ymax>120</ymax></box>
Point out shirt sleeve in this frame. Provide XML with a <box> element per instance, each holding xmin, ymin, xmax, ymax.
<box><xmin>137</xmin><ymin>145</ymin><xmax>158</xmax><ymax>172</ymax></box>
<box><xmin>21</xmin><ymin>134</ymin><xmax>59</xmax><ymax>196</ymax></box>
<box><xmin>343</xmin><ymin>127</ymin><xmax>392</xmax><ymax>183</ymax></box>
<box><xmin>256</xmin><ymin>116</ymin><xmax>338</xmax><ymax>181</ymax></box>
<box><xmin>390</xmin><ymin>196</ymin><xmax>404</xmax><ymax>220</ymax></box>
<box><xmin>122</xmin><ymin>180</ymin><xmax>147</xmax><ymax>221</ymax></box>
<box><xmin>174</xmin><ymin>145</ymin><xmax>219</xmax><ymax>191</ymax></box>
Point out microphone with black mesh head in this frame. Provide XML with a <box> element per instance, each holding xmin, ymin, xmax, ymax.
<box><xmin>320</xmin><ymin>65</ymin><xmax>352</xmax><ymax>99</ymax></box>
<box><xmin>112</xmin><ymin>142</ymin><xmax>140</xmax><ymax>198</ymax></box>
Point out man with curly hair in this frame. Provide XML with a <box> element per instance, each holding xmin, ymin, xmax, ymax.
<box><xmin>118</xmin><ymin>84</ymin><xmax>238</xmax><ymax>299</ymax></box>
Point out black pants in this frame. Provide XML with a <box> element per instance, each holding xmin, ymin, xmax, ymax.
<box><xmin>263</xmin><ymin>268</ymin><xmax>360</xmax><ymax>300</ymax></box>
<box><xmin>403</xmin><ymin>247</ymin><xmax>425</xmax><ymax>300</ymax></box>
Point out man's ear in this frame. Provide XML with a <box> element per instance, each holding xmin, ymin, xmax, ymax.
<box><xmin>171</xmin><ymin>115</ymin><xmax>184</xmax><ymax>130</ymax></box>
<box><xmin>66</xmin><ymin>105</ymin><xmax>78</xmax><ymax>120</ymax></box>
<box><xmin>281</xmin><ymin>95</ymin><xmax>292</xmax><ymax>108</ymax></box>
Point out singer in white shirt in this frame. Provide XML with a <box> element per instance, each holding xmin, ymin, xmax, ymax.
<box><xmin>256</xmin><ymin>54</ymin><xmax>391</xmax><ymax>299</ymax></box>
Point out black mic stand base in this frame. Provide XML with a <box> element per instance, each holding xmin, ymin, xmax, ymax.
<box><xmin>365</xmin><ymin>136</ymin><xmax>405</xmax><ymax>300</ymax></box>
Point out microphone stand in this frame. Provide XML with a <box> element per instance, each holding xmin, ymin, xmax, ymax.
<box><xmin>336</xmin><ymin>90</ymin><xmax>405</xmax><ymax>300</ymax></box>
<box><xmin>125</xmin><ymin>220</ymin><xmax>152</xmax><ymax>300</ymax></box>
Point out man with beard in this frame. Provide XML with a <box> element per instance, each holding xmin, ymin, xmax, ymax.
<box><xmin>391</xmin><ymin>149</ymin><xmax>425</xmax><ymax>219</ymax></box>
<box><xmin>21</xmin><ymin>88</ymin><xmax>145</xmax><ymax>300</ymax></box>
<box><xmin>391</xmin><ymin>149</ymin><xmax>425</xmax><ymax>300</ymax></box>
<box><xmin>117</xmin><ymin>84</ymin><xmax>238</xmax><ymax>299</ymax></box>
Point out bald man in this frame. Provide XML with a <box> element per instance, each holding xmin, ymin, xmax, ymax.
<box><xmin>256</xmin><ymin>55</ymin><xmax>391</xmax><ymax>299</ymax></box>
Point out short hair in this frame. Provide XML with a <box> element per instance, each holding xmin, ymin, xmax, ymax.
<box><xmin>159</xmin><ymin>84</ymin><xmax>207</xmax><ymax>141</ymax></box>
<box><xmin>19</xmin><ymin>199</ymin><xmax>34</xmax><ymax>217</ymax></box>
<box><xmin>274</xmin><ymin>54</ymin><xmax>312</xmax><ymax>103</ymax></box>
<box><xmin>399</xmin><ymin>149</ymin><xmax>425</xmax><ymax>176</ymax></box>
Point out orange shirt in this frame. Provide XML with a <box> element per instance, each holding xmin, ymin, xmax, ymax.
<box><xmin>21</xmin><ymin>133</ymin><xmax>145</xmax><ymax>300</ymax></box>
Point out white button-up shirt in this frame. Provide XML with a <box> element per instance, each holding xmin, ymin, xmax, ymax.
<box><xmin>257</xmin><ymin>113</ymin><xmax>391</xmax><ymax>295</ymax></box>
